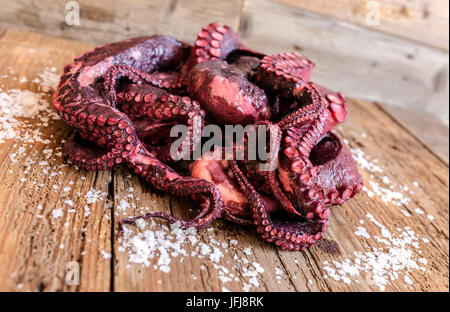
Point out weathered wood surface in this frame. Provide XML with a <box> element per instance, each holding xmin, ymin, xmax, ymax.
<box><xmin>380</xmin><ymin>105</ymin><xmax>449</xmax><ymax>165</ymax></box>
<box><xmin>0</xmin><ymin>0</ymin><xmax>242</xmax><ymax>45</ymax></box>
<box><xmin>0</xmin><ymin>0</ymin><xmax>448</xmax><ymax>125</ymax></box>
<box><xmin>0</xmin><ymin>29</ymin><xmax>111</xmax><ymax>291</ymax></box>
<box><xmin>240</xmin><ymin>0</ymin><xmax>449</xmax><ymax>126</ymax></box>
<box><xmin>0</xmin><ymin>29</ymin><xmax>448</xmax><ymax>292</ymax></box>
<box><xmin>275</xmin><ymin>0</ymin><xmax>449</xmax><ymax>51</ymax></box>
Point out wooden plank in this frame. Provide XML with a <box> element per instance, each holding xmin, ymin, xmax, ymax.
<box><xmin>380</xmin><ymin>104</ymin><xmax>449</xmax><ymax>165</ymax></box>
<box><xmin>274</xmin><ymin>0</ymin><xmax>449</xmax><ymax>51</ymax></box>
<box><xmin>240</xmin><ymin>0</ymin><xmax>449</xmax><ymax>126</ymax></box>
<box><xmin>0</xmin><ymin>0</ymin><xmax>242</xmax><ymax>45</ymax></box>
<box><xmin>0</xmin><ymin>29</ymin><xmax>111</xmax><ymax>292</ymax></box>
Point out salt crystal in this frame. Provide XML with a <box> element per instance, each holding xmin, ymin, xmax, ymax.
<box><xmin>52</xmin><ymin>208</ymin><xmax>63</xmax><ymax>219</ymax></box>
<box><xmin>414</xmin><ymin>208</ymin><xmax>424</xmax><ymax>215</ymax></box>
<box><xmin>101</xmin><ymin>250</ymin><xmax>112</xmax><ymax>259</ymax></box>
<box><xmin>354</xmin><ymin>226</ymin><xmax>370</xmax><ymax>239</ymax></box>
<box><xmin>401</xmin><ymin>210</ymin><xmax>412</xmax><ymax>217</ymax></box>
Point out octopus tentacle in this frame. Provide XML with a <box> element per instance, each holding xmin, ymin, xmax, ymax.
<box><xmin>105</xmin><ymin>65</ymin><xmax>186</xmax><ymax>105</ymax></box>
<box><xmin>104</xmin><ymin>64</ymin><xmax>165</xmax><ymax>106</ymax></box>
<box><xmin>142</xmin><ymin>71</ymin><xmax>186</xmax><ymax>91</ymax></box>
<box><xmin>260</xmin><ymin>52</ymin><xmax>315</xmax><ymax>82</ymax></box>
<box><xmin>276</xmin><ymin>85</ymin><xmax>362</xmax><ymax>220</ymax></box>
<box><xmin>255</xmin><ymin>52</ymin><xmax>333</xmax><ymax>220</ymax></box>
<box><xmin>117</xmin><ymin>83</ymin><xmax>205</xmax><ymax>159</ymax></box>
<box><xmin>187</xmin><ymin>22</ymin><xmax>247</xmax><ymax>70</ymax></box>
<box><xmin>53</xmin><ymin>36</ymin><xmax>190</xmax><ymax>166</ymax></box>
<box><xmin>229</xmin><ymin>160</ymin><xmax>328</xmax><ymax>251</ymax></box>
<box><xmin>55</xmin><ymin>102</ymin><xmax>141</xmax><ymax>169</ymax></box>
<box><xmin>279</xmin><ymin>114</ymin><xmax>330</xmax><ymax>220</ymax></box>
<box><xmin>118</xmin><ymin>143</ymin><xmax>223</xmax><ymax>235</ymax></box>
<box><xmin>276</xmin><ymin>83</ymin><xmax>324</xmax><ymax>130</ymax></box>
<box><xmin>64</xmin><ymin>132</ymin><xmax>115</xmax><ymax>171</ymax></box>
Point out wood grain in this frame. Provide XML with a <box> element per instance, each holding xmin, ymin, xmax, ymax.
<box><xmin>0</xmin><ymin>0</ymin><xmax>242</xmax><ymax>45</ymax></box>
<box><xmin>275</xmin><ymin>0</ymin><xmax>449</xmax><ymax>51</ymax></box>
<box><xmin>380</xmin><ymin>104</ymin><xmax>449</xmax><ymax>165</ymax></box>
<box><xmin>0</xmin><ymin>29</ymin><xmax>448</xmax><ymax>292</ymax></box>
<box><xmin>0</xmin><ymin>29</ymin><xmax>112</xmax><ymax>292</ymax></box>
<box><xmin>239</xmin><ymin>0</ymin><xmax>449</xmax><ymax>125</ymax></box>
<box><xmin>0</xmin><ymin>0</ymin><xmax>447</xmax><ymax>124</ymax></box>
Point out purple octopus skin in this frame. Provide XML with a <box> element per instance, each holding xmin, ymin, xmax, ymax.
<box><xmin>187</xmin><ymin>59</ymin><xmax>270</xmax><ymax>125</ymax></box>
<box><xmin>53</xmin><ymin>22</ymin><xmax>363</xmax><ymax>251</ymax></box>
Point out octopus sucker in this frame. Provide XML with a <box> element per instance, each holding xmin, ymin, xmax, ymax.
<box><xmin>54</xmin><ymin>22</ymin><xmax>363</xmax><ymax>251</ymax></box>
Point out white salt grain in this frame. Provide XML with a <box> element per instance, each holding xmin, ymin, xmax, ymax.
<box><xmin>414</xmin><ymin>208</ymin><xmax>424</xmax><ymax>215</ymax></box>
<box><xmin>354</xmin><ymin>226</ymin><xmax>371</xmax><ymax>239</ymax></box>
<box><xmin>52</xmin><ymin>208</ymin><xmax>63</xmax><ymax>219</ymax></box>
<box><xmin>101</xmin><ymin>250</ymin><xmax>112</xmax><ymax>259</ymax></box>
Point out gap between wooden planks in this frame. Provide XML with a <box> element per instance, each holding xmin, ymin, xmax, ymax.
<box><xmin>274</xmin><ymin>0</ymin><xmax>449</xmax><ymax>51</ymax></box>
<box><xmin>0</xmin><ymin>29</ymin><xmax>448</xmax><ymax>292</ymax></box>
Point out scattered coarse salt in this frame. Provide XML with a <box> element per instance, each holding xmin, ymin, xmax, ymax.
<box><xmin>367</xmin><ymin>180</ymin><xmax>410</xmax><ymax>206</ymax></box>
<box><xmin>427</xmin><ymin>214</ymin><xmax>435</xmax><ymax>221</ymax></box>
<box><xmin>83</xmin><ymin>205</ymin><xmax>91</xmax><ymax>217</ymax></box>
<box><xmin>322</xmin><ymin>214</ymin><xmax>429</xmax><ymax>291</ymax></box>
<box><xmin>275</xmin><ymin>267</ymin><xmax>283</xmax><ymax>280</ymax></box>
<box><xmin>117</xmin><ymin>199</ymin><xmax>130</xmax><ymax>211</ymax></box>
<box><xmin>85</xmin><ymin>188</ymin><xmax>106</xmax><ymax>205</ymax></box>
<box><xmin>414</xmin><ymin>208</ymin><xmax>424</xmax><ymax>215</ymax></box>
<box><xmin>351</xmin><ymin>148</ymin><xmax>383</xmax><ymax>173</ymax></box>
<box><xmin>0</xmin><ymin>88</ymin><xmax>58</xmax><ymax>143</ymax></box>
<box><xmin>34</xmin><ymin>67</ymin><xmax>59</xmax><ymax>93</ymax></box>
<box><xmin>119</xmin><ymin>220</ymin><xmax>266</xmax><ymax>291</ymax></box>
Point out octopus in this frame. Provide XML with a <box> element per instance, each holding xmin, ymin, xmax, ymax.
<box><xmin>53</xmin><ymin>22</ymin><xmax>363</xmax><ymax>251</ymax></box>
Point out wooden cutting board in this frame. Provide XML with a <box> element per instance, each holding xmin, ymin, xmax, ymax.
<box><xmin>0</xmin><ymin>28</ymin><xmax>448</xmax><ymax>292</ymax></box>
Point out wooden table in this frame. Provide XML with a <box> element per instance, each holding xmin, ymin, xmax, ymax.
<box><xmin>0</xmin><ymin>28</ymin><xmax>448</xmax><ymax>292</ymax></box>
